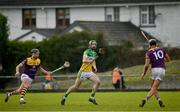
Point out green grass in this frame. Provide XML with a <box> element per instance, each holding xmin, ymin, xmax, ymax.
<box><xmin>0</xmin><ymin>92</ymin><xmax>180</xmax><ymax>111</ymax></box>
<box><xmin>28</xmin><ymin>60</ymin><xmax>180</xmax><ymax>89</ymax></box>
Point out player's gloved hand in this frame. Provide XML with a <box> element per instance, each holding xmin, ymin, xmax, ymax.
<box><xmin>15</xmin><ymin>72</ymin><xmax>21</xmax><ymax>76</ymax></box>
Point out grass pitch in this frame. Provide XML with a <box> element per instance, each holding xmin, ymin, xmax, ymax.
<box><xmin>0</xmin><ymin>91</ymin><xmax>180</xmax><ymax>111</ymax></box>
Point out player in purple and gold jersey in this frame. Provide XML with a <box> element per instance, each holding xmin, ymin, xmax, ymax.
<box><xmin>139</xmin><ymin>39</ymin><xmax>170</xmax><ymax>107</ymax></box>
<box><xmin>4</xmin><ymin>49</ymin><xmax>50</xmax><ymax>104</ymax></box>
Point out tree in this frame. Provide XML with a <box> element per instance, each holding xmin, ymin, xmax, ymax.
<box><xmin>0</xmin><ymin>13</ymin><xmax>9</xmax><ymax>89</ymax></box>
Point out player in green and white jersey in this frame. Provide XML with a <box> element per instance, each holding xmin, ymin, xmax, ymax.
<box><xmin>61</xmin><ymin>40</ymin><xmax>101</xmax><ymax>105</ymax></box>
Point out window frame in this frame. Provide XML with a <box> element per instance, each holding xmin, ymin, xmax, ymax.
<box><xmin>114</xmin><ymin>7</ymin><xmax>120</xmax><ymax>22</ymax></box>
<box><xmin>56</xmin><ymin>8</ymin><xmax>70</xmax><ymax>28</ymax></box>
<box><xmin>105</xmin><ymin>7</ymin><xmax>113</xmax><ymax>22</ymax></box>
<box><xmin>140</xmin><ymin>5</ymin><xmax>155</xmax><ymax>27</ymax></box>
<box><xmin>22</xmin><ymin>9</ymin><xmax>36</xmax><ymax>29</ymax></box>
<box><xmin>105</xmin><ymin>7</ymin><xmax>120</xmax><ymax>22</ymax></box>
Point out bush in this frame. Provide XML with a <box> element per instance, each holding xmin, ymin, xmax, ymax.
<box><xmin>166</xmin><ymin>47</ymin><xmax>180</xmax><ymax>60</ymax></box>
<box><xmin>0</xmin><ymin>13</ymin><xmax>8</xmax><ymax>74</ymax></box>
<box><xmin>98</xmin><ymin>45</ymin><xmax>145</xmax><ymax>71</ymax></box>
<box><xmin>5</xmin><ymin>31</ymin><xmax>180</xmax><ymax>76</ymax></box>
<box><xmin>6</xmin><ymin>41</ymin><xmax>38</xmax><ymax>75</ymax></box>
<box><xmin>39</xmin><ymin>31</ymin><xmax>105</xmax><ymax>72</ymax></box>
<box><xmin>5</xmin><ymin>31</ymin><xmax>105</xmax><ymax>74</ymax></box>
<box><xmin>0</xmin><ymin>13</ymin><xmax>9</xmax><ymax>89</ymax></box>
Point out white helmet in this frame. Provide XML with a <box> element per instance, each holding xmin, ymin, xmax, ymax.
<box><xmin>89</xmin><ymin>40</ymin><xmax>97</xmax><ymax>46</ymax></box>
<box><xmin>88</xmin><ymin>40</ymin><xmax>97</xmax><ymax>49</ymax></box>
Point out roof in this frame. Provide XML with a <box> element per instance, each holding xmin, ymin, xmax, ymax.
<box><xmin>63</xmin><ymin>21</ymin><xmax>159</xmax><ymax>46</ymax></box>
<box><xmin>16</xmin><ymin>28</ymin><xmax>62</xmax><ymax>40</ymax></box>
<box><xmin>34</xmin><ymin>29</ymin><xmax>62</xmax><ymax>37</ymax></box>
<box><xmin>0</xmin><ymin>0</ymin><xmax>179</xmax><ymax>6</ymax></box>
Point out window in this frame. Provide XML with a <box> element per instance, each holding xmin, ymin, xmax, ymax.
<box><xmin>56</xmin><ymin>8</ymin><xmax>70</xmax><ymax>28</ymax></box>
<box><xmin>140</xmin><ymin>6</ymin><xmax>155</xmax><ymax>26</ymax></box>
<box><xmin>22</xmin><ymin>9</ymin><xmax>36</xmax><ymax>28</ymax></box>
<box><xmin>107</xmin><ymin>15</ymin><xmax>112</xmax><ymax>21</ymax></box>
<box><xmin>105</xmin><ymin>7</ymin><xmax>120</xmax><ymax>22</ymax></box>
<box><xmin>114</xmin><ymin>7</ymin><xmax>119</xmax><ymax>22</ymax></box>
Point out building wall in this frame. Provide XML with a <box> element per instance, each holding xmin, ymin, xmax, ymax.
<box><xmin>0</xmin><ymin>8</ymin><xmax>56</xmax><ymax>40</ymax></box>
<box><xmin>0</xmin><ymin>8</ymin><xmax>30</xmax><ymax>40</ymax></box>
<box><xmin>70</xmin><ymin>7</ymin><xmax>105</xmax><ymax>23</ymax></box>
<box><xmin>36</xmin><ymin>8</ymin><xmax>56</xmax><ymax>28</ymax></box>
<box><xmin>0</xmin><ymin>4</ymin><xmax>180</xmax><ymax>47</ymax></box>
<box><xmin>120</xmin><ymin>6</ymin><xmax>140</xmax><ymax>26</ymax></box>
<box><xmin>120</xmin><ymin>6</ymin><xmax>131</xmax><ymax>22</ymax></box>
<box><xmin>141</xmin><ymin>5</ymin><xmax>180</xmax><ymax>47</ymax></box>
<box><xmin>119</xmin><ymin>5</ymin><xmax>180</xmax><ymax>47</ymax></box>
<box><xmin>20</xmin><ymin>32</ymin><xmax>46</xmax><ymax>42</ymax></box>
<box><xmin>46</xmin><ymin>8</ymin><xmax>56</xmax><ymax>28</ymax></box>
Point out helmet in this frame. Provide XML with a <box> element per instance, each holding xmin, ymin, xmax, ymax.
<box><xmin>88</xmin><ymin>40</ymin><xmax>97</xmax><ymax>46</ymax></box>
<box><xmin>31</xmin><ymin>49</ymin><xmax>40</xmax><ymax>54</ymax></box>
<box><xmin>148</xmin><ymin>39</ymin><xmax>157</xmax><ymax>46</ymax></box>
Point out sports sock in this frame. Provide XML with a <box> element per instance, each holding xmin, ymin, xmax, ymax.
<box><xmin>9</xmin><ymin>90</ymin><xmax>19</xmax><ymax>96</ymax></box>
<box><xmin>155</xmin><ymin>96</ymin><xmax>161</xmax><ymax>101</ymax></box>
<box><xmin>20</xmin><ymin>87</ymin><xmax>28</xmax><ymax>98</ymax></box>
<box><xmin>64</xmin><ymin>93</ymin><xmax>69</xmax><ymax>98</ymax></box>
<box><xmin>144</xmin><ymin>96</ymin><xmax>150</xmax><ymax>101</ymax></box>
<box><xmin>90</xmin><ymin>92</ymin><xmax>95</xmax><ymax>98</ymax></box>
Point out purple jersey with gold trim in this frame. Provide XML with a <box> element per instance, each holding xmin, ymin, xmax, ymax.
<box><xmin>22</xmin><ymin>57</ymin><xmax>41</xmax><ymax>79</ymax></box>
<box><xmin>146</xmin><ymin>47</ymin><xmax>166</xmax><ymax>68</ymax></box>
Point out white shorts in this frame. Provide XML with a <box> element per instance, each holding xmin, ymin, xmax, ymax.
<box><xmin>151</xmin><ymin>68</ymin><xmax>165</xmax><ymax>81</ymax></box>
<box><xmin>80</xmin><ymin>72</ymin><xmax>96</xmax><ymax>80</ymax></box>
<box><xmin>21</xmin><ymin>74</ymin><xmax>33</xmax><ymax>84</ymax></box>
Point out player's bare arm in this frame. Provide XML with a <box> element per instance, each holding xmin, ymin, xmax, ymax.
<box><xmin>165</xmin><ymin>53</ymin><xmax>171</xmax><ymax>62</ymax></box>
<box><xmin>92</xmin><ymin>61</ymin><xmax>97</xmax><ymax>72</ymax></box>
<box><xmin>15</xmin><ymin>61</ymin><xmax>25</xmax><ymax>76</ymax></box>
<box><xmin>39</xmin><ymin>66</ymin><xmax>50</xmax><ymax>75</ymax></box>
<box><xmin>141</xmin><ymin>58</ymin><xmax>150</xmax><ymax>79</ymax></box>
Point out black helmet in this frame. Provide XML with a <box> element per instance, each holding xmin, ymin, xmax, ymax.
<box><xmin>31</xmin><ymin>49</ymin><xmax>40</xmax><ymax>54</ymax></box>
<box><xmin>148</xmin><ymin>39</ymin><xmax>157</xmax><ymax>46</ymax></box>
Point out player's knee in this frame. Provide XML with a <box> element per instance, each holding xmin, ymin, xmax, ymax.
<box><xmin>151</xmin><ymin>87</ymin><xmax>155</xmax><ymax>90</ymax></box>
<box><xmin>150</xmin><ymin>87</ymin><xmax>157</xmax><ymax>93</ymax></box>
<box><xmin>16</xmin><ymin>89</ymin><xmax>21</xmax><ymax>93</ymax></box>
<box><xmin>72</xmin><ymin>84</ymin><xmax>79</xmax><ymax>90</ymax></box>
<box><xmin>74</xmin><ymin>86</ymin><xmax>79</xmax><ymax>90</ymax></box>
<box><xmin>24</xmin><ymin>84</ymin><xmax>30</xmax><ymax>88</ymax></box>
<box><xmin>153</xmin><ymin>85</ymin><xmax>158</xmax><ymax>90</ymax></box>
<box><xmin>96</xmin><ymin>80</ymin><xmax>101</xmax><ymax>85</ymax></box>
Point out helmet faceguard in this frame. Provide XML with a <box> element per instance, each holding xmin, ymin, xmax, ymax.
<box><xmin>31</xmin><ymin>49</ymin><xmax>40</xmax><ymax>59</ymax></box>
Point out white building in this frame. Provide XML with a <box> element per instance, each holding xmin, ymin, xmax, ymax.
<box><xmin>0</xmin><ymin>0</ymin><xmax>180</xmax><ymax>47</ymax></box>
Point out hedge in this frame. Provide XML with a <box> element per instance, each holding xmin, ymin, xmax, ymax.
<box><xmin>4</xmin><ymin>32</ymin><xmax>180</xmax><ymax>76</ymax></box>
